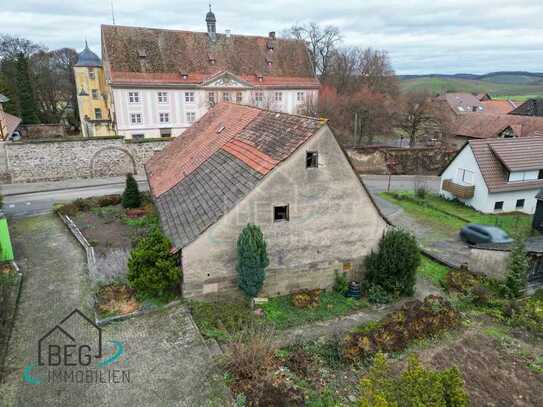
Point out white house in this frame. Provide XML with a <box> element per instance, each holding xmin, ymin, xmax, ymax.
<box><xmin>100</xmin><ymin>8</ymin><xmax>319</xmax><ymax>140</ymax></box>
<box><xmin>440</xmin><ymin>136</ymin><xmax>543</xmax><ymax>214</ymax></box>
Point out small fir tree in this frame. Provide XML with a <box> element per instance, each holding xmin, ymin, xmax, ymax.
<box><xmin>15</xmin><ymin>53</ymin><xmax>39</xmax><ymax>124</ymax></box>
<box><xmin>364</xmin><ymin>228</ymin><xmax>420</xmax><ymax>296</ymax></box>
<box><xmin>504</xmin><ymin>238</ymin><xmax>529</xmax><ymax>299</ymax></box>
<box><xmin>127</xmin><ymin>227</ymin><xmax>180</xmax><ymax>298</ymax></box>
<box><xmin>122</xmin><ymin>173</ymin><xmax>141</xmax><ymax>208</ymax></box>
<box><xmin>236</xmin><ymin>224</ymin><xmax>269</xmax><ymax>298</ymax></box>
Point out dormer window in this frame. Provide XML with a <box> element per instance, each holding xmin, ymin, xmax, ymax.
<box><xmin>256</xmin><ymin>74</ymin><xmax>264</xmax><ymax>82</ymax></box>
<box><xmin>180</xmin><ymin>73</ymin><xmax>189</xmax><ymax>80</ymax></box>
<box><xmin>208</xmin><ymin>54</ymin><xmax>216</xmax><ymax>64</ymax></box>
<box><xmin>266</xmin><ymin>57</ymin><xmax>273</xmax><ymax>68</ymax></box>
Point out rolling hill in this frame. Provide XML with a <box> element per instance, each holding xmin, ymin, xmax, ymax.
<box><xmin>399</xmin><ymin>73</ymin><xmax>543</xmax><ymax>100</ymax></box>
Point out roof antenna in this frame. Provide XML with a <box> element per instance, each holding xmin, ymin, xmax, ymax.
<box><xmin>111</xmin><ymin>0</ymin><xmax>116</xmax><ymax>25</ymax></box>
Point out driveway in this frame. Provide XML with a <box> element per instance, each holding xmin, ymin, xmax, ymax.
<box><xmin>0</xmin><ymin>215</ymin><xmax>230</xmax><ymax>406</ymax></box>
<box><xmin>361</xmin><ymin>175</ymin><xmax>470</xmax><ymax>267</ymax></box>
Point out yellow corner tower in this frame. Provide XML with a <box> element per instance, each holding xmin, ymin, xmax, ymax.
<box><xmin>74</xmin><ymin>41</ymin><xmax>115</xmax><ymax>137</ymax></box>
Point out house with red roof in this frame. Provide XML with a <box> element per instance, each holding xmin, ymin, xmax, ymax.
<box><xmin>440</xmin><ymin>136</ymin><xmax>543</xmax><ymax>214</ymax></box>
<box><xmin>0</xmin><ymin>94</ymin><xmax>21</xmax><ymax>141</ymax></box>
<box><xmin>145</xmin><ymin>102</ymin><xmax>386</xmax><ymax>298</ymax></box>
<box><xmin>99</xmin><ymin>7</ymin><xmax>319</xmax><ymax>140</ymax></box>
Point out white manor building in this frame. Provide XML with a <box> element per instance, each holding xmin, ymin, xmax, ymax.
<box><xmin>98</xmin><ymin>8</ymin><xmax>319</xmax><ymax>139</ymax></box>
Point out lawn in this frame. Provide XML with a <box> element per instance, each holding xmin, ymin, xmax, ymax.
<box><xmin>417</xmin><ymin>256</ymin><xmax>451</xmax><ymax>285</ymax></box>
<box><xmin>380</xmin><ymin>192</ymin><xmax>535</xmax><ymax>239</ymax></box>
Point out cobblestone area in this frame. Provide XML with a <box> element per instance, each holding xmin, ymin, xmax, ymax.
<box><xmin>0</xmin><ymin>215</ymin><xmax>230</xmax><ymax>406</ymax></box>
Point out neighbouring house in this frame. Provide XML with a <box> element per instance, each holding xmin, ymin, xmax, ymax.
<box><xmin>74</xmin><ymin>41</ymin><xmax>115</xmax><ymax>137</ymax></box>
<box><xmin>438</xmin><ymin>92</ymin><xmax>517</xmax><ymax>115</ymax></box>
<box><xmin>469</xmin><ymin>236</ymin><xmax>543</xmax><ymax>284</ymax></box>
<box><xmin>0</xmin><ymin>94</ymin><xmax>22</xmax><ymax>140</ymax></box>
<box><xmin>440</xmin><ymin>136</ymin><xmax>543</xmax><ymax>214</ymax></box>
<box><xmin>84</xmin><ymin>7</ymin><xmax>319</xmax><ymax>141</ymax></box>
<box><xmin>510</xmin><ymin>98</ymin><xmax>543</xmax><ymax>117</ymax></box>
<box><xmin>450</xmin><ymin>112</ymin><xmax>543</xmax><ymax>148</ymax></box>
<box><xmin>480</xmin><ymin>99</ymin><xmax>518</xmax><ymax>114</ymax></box>
<box><xmin>145</xmin><ymin>102</ymin><xmax>387</xmax><ymax>299</ymax></box>
<box><xmin>534</xmin><ymin>190</ymin><xmax>543</xmax><ymax>232</ymax></box>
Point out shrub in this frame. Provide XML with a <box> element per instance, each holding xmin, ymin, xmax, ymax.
<box><xmin>236</xmin><ymin>224</ymin><xmax>269</xmax><ymax>298</ymax></box>
<box><xmin>97</xmin><ymin>194</ymin><xmax>121</xmax><ymax>207</ymax></box>
<box><xmin>74</xmin><ymin>197</ymin><xmax>93</xmax><ymax>211</ymax></box>
<box><xmin>127</xmin><ymin>227</ymin><xmax>180</xmax><ymax>298</ymax></box>
<box><xmin>443</xmin><ymin>269</ymin><xmax>481</xmax><ymax>294</ymax></box>
<box><xmin>343</xmin><ymin>295</ymin><xmax>460</xmax><ymax>362</ymax></box>
<box><xmin>509</xmin><ymin>296</ymin><xmax>543</xmax><ymax>335</ymax></box>
<box><xmin>57</xmin><ymin>203</ymin><xmax>80</xmax><ymax>217</ymax></box>
<box><xmin>333</xmin><ymin>271</ymin><xmax>349</xmax><ymax>295</ymax></box>
<box><xmin>366</xmin><ymin>284</ymin><xmax>393</xmax><ymax>305</ymax></box>
<box><xmin>291</xmin><ymin>289</ymin><xmax>320</xmax><ymax>309</ymax></box>
<box><xmin>365</xmin><ymin>228</ymin><xmax>420</xmax><ymax>297</ymax></box>
<box><xmin>122</xmin><ymin>173</ymin><xmax>142</xmax><ymax>209</ymax></box>
<box><xmin>503</xmin><ymin>238</ymin><xmax>529</xmax><ymax>299</ymax></box>
<box><xmin>359</xmin><ymin>353</ymin><xmax>468</xmax><ymax>407</ymax></box>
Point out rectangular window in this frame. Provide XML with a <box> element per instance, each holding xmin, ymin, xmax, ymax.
<box><xmin>296</xmin><ymin>91</ymin><xmax>304</xmax><ymax>102</ymax></box>
<box><xmin>236</xmin><ymin>92</ymin><xmax>243</xmax><ymax>103</ymax></box>
<box><xmin>130</xmin><ymin>113</ymin><xmax>142</xmax><ymax>125</ymax></box>
<box><xmin>208</xmin><ymin>92</ymin><xmax>215</xmax><ymax>105</ymax></box>
<box><xmin>94</xmin><ymin>108</ymin><xmax>102</xmax><ymax>120</ymax></box>
<box><xmin>128</xmin><ymin>91</ymin><xmax>139</xmax><ymax>104</ymax></box>
<box><xmin>160</xmin><ymin>128</ymin><xmax>171</xmax><ymax>138</ymax></box>
<box><xmin>306</xmin><ymin>151</ymin><xmax>318</xmax><ymax>168</ymax></box>
<box><xmin>159</xmin><ymin>112</ymin><xmax>169</xmax><ymax>123</ymax></box>
<box><xmin>274</xmin><ymin>205</ymin><xmax>289</xmax><ymax>222</ymax></box>
<box><xmin>539</xmin><ymin>169</ymin><xmax>543</xmax><ymax>180</ymax></box>
<box><xmin>494</xmin><ymin>201</ymin><xmax>504</xmax><ymax>211</ymax></box>
<box><xmin>186</xmin><ymin>112</ymin><xmax>196</xmax><ymax>123</ymax></box>
<box><xmin>91</xmin><ymin>89</ymin><xmax>99</xmax><ymax>99</ymax></box>
<box><xmin>88</xmin><ymin>68</ymin><xmax>96</xmax><ymax>80</ymax></box>
<box><xmin>456</xmin><ymin>168</ymin><xmax>474</xmax><ymax>185</ymax></box>
<box><xmin>255</xmin><ymin>92</ymin><xmax>264</xmax><ymax>103</ymax></box>
<box><xmin>132</xmin><ymin>134</ymin><xmax>144</xmax><ymax>141</ymax></box>
<box><xmin>185</xmin><ymin>92</ymin><xmax>195</xmax><ymax>103</ymax></box>
<box><xmin>157</xmin><ymin>92</ymin><xmax>168</xmax><ymax>103</ymax></box>
<box><xmin>275</xmin><ymin>92</ymin><xmax>282</xmax><ymax>102</ymax></box>
<box><xmin>223</xmin><ymin>92</ymin><xmax>231</xmax><ymax>102</ymax></box>
<box><xmin>516</xmin><ymin>199</ymin><xmax>525</xmax><ymax>209</ymax></box>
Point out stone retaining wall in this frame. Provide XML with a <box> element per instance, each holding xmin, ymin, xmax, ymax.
<box><xmin>0</xmin><ymin>137</ymin><xmax>171</xmax><ymax>183</ymax></box>
<box><xmin>346</xmin><ymin>146</ymin><xmax>453</xmax><ymax>175</ymax></box>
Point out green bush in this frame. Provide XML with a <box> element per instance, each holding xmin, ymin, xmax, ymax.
<box><xmin>503</xmin><ymin>238</ymin><xmax>529</xmax><ymax>299</ymax></box>
<box><xmin>236</xmin><ymin>224</ymin><xmax>269</xmax><ymax>298</ymax></box>
<box><xmin>122</xmin><ymin>173</ymin><xmax>142</xmax><ymax>209</ymax></box>
<box><xmin>333</xmin><ymin>271</ymin><xmax>348</xmax><ymax>295</ymax></box>
<box><xmin>127</xmin><ymin>227</ymin><xmax>180</xmax><ymax>298</ymax></box>
<box><xmin>359</xmin><ymin>353</ymin><xmax>468</xmax><ymax>407</ymax></box>
<box><xmin>365</xmin><ymin>228</ymin><xmax>421</xmax><ymax>297</ymax></box>
<box><xmin>366</xmin><ymin>284</ymin><xmax>393</xmax><ymax>305</ymax></box>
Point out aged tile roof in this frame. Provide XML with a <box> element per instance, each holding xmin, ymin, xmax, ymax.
<box><xmin>145</xmin><ymin>102</ymin><xmax>324</xmax><ymax>249</ymax></box>
<box><xmin>101</xmin><ymin>25</ymin><xmax>319</xmax><ymax>88</ymax></box>
<box><xmin>469</xmin><ymin>136</ymin><xmax>543</xmax><ymax>193</ymax></box>
<box><xmin>454</xmin><ymin>112</ymin><xmax>543</xmax><ymax>139</ymax></box>
<box><xmin>438</xmin><ymin>93</ymin><xmax>484</xmax><ymax>113</ymax></box>
<box><xmin>2</xmin><ymin>112</ymin><xmax>21</xmax><ymax>140</ymax></box>
<box><xmin>480</xmin><ymin>100</ymin><xmax>518</xmax><ymax>114</ymax></box>
<box><xmin>510</xmin><ymin>98</ymin><xmax>543</xmax><ymax>117</ymax></box>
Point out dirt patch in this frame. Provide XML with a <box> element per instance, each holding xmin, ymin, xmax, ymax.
<box><xmin>413</xmin><ymin>330</ymin><xmax>543</xmax><ymax>407</ymax></box>
<box><xmin>96</xmin><ymin>283</ymin><xmax>140</xmax><ymax>318</ymax></box>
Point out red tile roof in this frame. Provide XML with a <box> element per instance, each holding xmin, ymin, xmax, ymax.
<box><xmin>469</xmin><ymin>136</ymin><xmax>543</xmax><ymax>192</ymax></box>
<box><xmin>454</xmin><ymin>112</ymin><xmax>543</xmax><ymax>139</ymax></box>
<box><xmin>102</xmin><ymin>25</ymin><xmax>319</xmax><ymax>89</ymax></box>
<box><xmin>146</xmin><ymin>102</ymin><xmax>324</xmax><ymax>198</ymax></box>
<box><xmin>480</xmin><ymin>100</ymin><xmax>518</xmax><ymax>114</ymax></box>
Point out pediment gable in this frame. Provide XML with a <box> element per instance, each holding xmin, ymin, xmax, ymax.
<box><xmin>202</xmin><ymin>71</ymin><xmax>252</xmax><ymax>89</ymax></box>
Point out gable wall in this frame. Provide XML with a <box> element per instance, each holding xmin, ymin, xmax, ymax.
<box><xmin>181</xmin><ymin>126</ymin><xmax>387</xmax><ymax>299</ymax></box>
<box><xmin>440</xmin><ymin>144</ymin><xmax>490</xmax><ymax>211</ymax></box>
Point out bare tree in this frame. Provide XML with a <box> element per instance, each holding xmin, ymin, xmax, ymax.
<box><xmin>283</xmin><ymin>22</ymin><xmax>341</xmax><ymax>80</ymax></box>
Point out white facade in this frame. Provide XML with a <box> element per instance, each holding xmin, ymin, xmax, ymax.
<box><xmin>110</xmin><ymin>77</ymin><xmax>318</xmax><ymax>139</ymax></box>
<box><xmin>440</xmin><ymin>144</ymin><xmax>540</xmax><ymax>214</ymax></box>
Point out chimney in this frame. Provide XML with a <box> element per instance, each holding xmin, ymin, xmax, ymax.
<box><xmin>225</xmin><ymin>29</ymin><xmax>231</xmax><ymax>38</ymax></box>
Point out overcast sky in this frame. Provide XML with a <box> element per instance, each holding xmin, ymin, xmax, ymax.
<box><xmin>2</xmin><ymin>0</ymin><xmax>542</xmax><ymax>75</ymax></box>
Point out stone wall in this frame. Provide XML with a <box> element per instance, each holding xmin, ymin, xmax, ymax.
<box><xmin>346</xmin><ymin>146</ymin><xmax>453</xmax><ymax>175</ymax></box>
<box><xmin>0</xmin><ymin>137</ymin><xmax>171</xmax><ymax>184</ymax></box>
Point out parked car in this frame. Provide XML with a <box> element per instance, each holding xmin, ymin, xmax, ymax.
<box><xmin>459</xmin><ymin>224</ymin><xmax>513</xmax><ymax>245</ymax></box>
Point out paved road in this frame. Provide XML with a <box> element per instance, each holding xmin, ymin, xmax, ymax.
<box><xmin>1</xmin><ymin>177</ymin><xmax>149</xmax><ymax>218</ymax></box>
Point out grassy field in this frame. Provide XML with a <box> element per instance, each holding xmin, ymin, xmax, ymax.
<box><xmin>400</xmin><ymin>77</ymin><xmax>543</xmax><ymax>100</ymax></box>
<box><xmin>380</xmin><ymin>192</ymin><xmax>536</xmax><ymax>239</ymax></box>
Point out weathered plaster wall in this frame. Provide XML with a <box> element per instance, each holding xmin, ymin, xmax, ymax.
<box><xmin>346</xmin><ymin>147</ymin><xmax>452</xmax><ymax>175</ymax></box>
<box><xmin>181</xmin><ymin>126</ymin><xmax>387</xmax><ymax>299</ymax></box>
<box><xmin>0</xmin><ymin>137</ymin><xmax>170</xmax><ymax>183</ymax></box>
<box><xmin>469</xmin><ymin>247</ymin><xmax>510</xmax><ymax>280</ymax></box>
